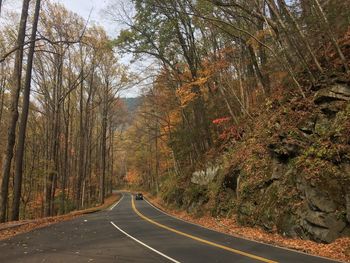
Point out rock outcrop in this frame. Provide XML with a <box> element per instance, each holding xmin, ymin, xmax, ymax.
<box><xmin>235</xmin><ymin>77</ymin><xmax>350</xmax><ymax>243</ymax></box>
<box><xmin>314</xmin><ymin>84</ymin><xmax>350</xmax><ymax>103</ymax></box>
<box><xmin>191</xmin><ymin>165</ymin><xmax>220</xmax><ymax>186</ymax></box>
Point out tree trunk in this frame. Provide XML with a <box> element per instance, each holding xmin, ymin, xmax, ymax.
<box><xmin>264</xmin><ymin>0</ymin><xmax>305</xmax><ymax>97</ymax></box>
<box><xmin>45</xmin><ymin>48</ymin><xmax>63</xmax><ymax>217</ymax></box>
<box><xmin>12</xmin><ymin>0</ymin><xmax>41</xmax><ymax>221</ymax></box>
<box><xmin>100</xmin><ymin>86</ymin><xmax>108</xmax><ymax>204</ymax></box>
<box><xmin>0</xmin><ymin>0</ymin><xmax>30</xmax><ymax>223</ymax></box>
<box><xmin>44</xmin><ymin>118</ymin><xmax>51</xmax><ymax>217</ymax></box>
<box><xmin>60</xmin><ymin>92</ymin><xmax>70</xmax><ymax>214</ymax></box>
<box><xmin>108</xmin><ymin>124</ymin><xmax>113</xmax><ymax>195</ymax></box>
<box><xmin>76</xmin><ymin>58</ymin><xmax>85</xmax><ymax>209</ymax></box>
<box><xmin>0</xmin><ymin>69</ymin><xmax>5</xmax><ymax>125</ymax></box>
<box><xmin>154</xmin><ymin>120</ymin><xmax>159</xmax><ymax>194</ymax></box>
<box><xmin>312</xmin><ymin>0</ymin><xmax>349</xmax><ymax>73</ymax></box>
<box><xmin>278</xmin><ymin>0</ymin><xmax>322</xmax><ymax>74</ymax></box>
<box><xmin>248</xmin><ymin>45</ymin><xmax>268</xmax><ymax>95</ymax></box>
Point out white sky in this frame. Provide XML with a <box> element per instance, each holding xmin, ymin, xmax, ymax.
<box><xmin>1</xmin><ymin>0</ymin><xmax>119</xmax><ymax>36</ymax></box>
<box><xmin>55</xmin><ymin>0</ymin><xmax>142</xmax><ymax>97</ymax></box>
<box><xmin>54</xmin><ymin>0</ymin><xmax>119</xmax><ymax>37</ymax></box>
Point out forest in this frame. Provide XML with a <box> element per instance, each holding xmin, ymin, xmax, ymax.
<box><xmin>0</xmin><ymin>0</ymin><xmax>130</xmax><ymax>222</ymax></box>
<box><xmin>0</xmin><ymin>0</ymin><xmax>350</xmax><ymax>248</ymax></box>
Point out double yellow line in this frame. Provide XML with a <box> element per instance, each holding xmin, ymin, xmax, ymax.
<box><xmin>131</xmin><ymin>197</ymin><xmax>278</xmax><ymax>263</ymax></box>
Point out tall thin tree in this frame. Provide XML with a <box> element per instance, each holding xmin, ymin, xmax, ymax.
<box><xmin>0</xmin><ymin>0</ymin><xmax>31</xmax><ymax>223</ymax></box>
<box><xmin>12</xmin><ymin>0</ymin><xmax>41</xmax><ymax>221</ymax></box>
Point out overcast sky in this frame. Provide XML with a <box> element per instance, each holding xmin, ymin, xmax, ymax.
<box><xmin>1</xmin><ymin>0</ymin><xmax>124</xmax><ymax>36</ymax></box>
<box><xmin>55</xmin><ymin>0</ymin><xmax>118</xmax><ymax>36</ymax></box>
<box><xmin>1</xmin><ymin>0</ymin><xmax>142</xmax><ymax>97</ymax></box>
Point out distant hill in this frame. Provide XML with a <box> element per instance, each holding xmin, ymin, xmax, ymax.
<box><xmin>121</xmin><ymin>97</ymin><xmax>141</xmax><ymax>114</ymax></box>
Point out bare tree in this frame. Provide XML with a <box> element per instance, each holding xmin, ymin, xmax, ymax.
<box><xmin>0</xmin><ymin>0</ymin><xmax>31</xmax><ymax>223</ymax></box>
<box><xmin>12</xmin><ymin>0</ymin><xmax>42</xmax><ymax>221</ymax></box>
<box><xmin>312</xmin><ymin>0</ymin><xmax>349</xmax><ymax>73</ymax></box>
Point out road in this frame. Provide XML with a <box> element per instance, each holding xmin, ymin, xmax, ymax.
<box><xmin>0</xmin><ymin>193</ymin><xmax>337</xmax><ymax>262</ymax></box>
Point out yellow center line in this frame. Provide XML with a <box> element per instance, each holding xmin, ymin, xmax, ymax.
<box><xmin>131</xmin><ymin>197</ymin><xmax>278</xmax><ymax>263</ymax></box>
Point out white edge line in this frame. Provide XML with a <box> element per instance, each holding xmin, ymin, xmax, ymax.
<box><xmin>109</xmin><ymin>194</ymin><xmax>124</xmax><ymax>211</ymax></box>
<box><xmin>143</xmin><ymin>198</ymin><xmax>341</xmax><ymax>263</ymax></box>
<box><xmin>110</xmin><ymin>221</ymin><xmax>181</xmax><ymax>263</ymax></box>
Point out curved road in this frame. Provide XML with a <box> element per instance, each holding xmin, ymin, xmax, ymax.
<box><xmin>0</xmin><ymin>193</ymin><xmax>337</xmax><ymax>262</ymax></box>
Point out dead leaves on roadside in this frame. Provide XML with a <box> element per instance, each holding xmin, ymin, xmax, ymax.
<box><xmin>0</xmin><ymin>194</ymin><xmax>121</xmax><ymax>241</ymax></box>
<box><xmin>146</xmin><ymin>195</ymin><xmax>350</xmax><ymax>263</ymax></box>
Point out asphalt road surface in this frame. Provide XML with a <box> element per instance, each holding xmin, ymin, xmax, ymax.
<box><xmin>0</xmin><ymin>193</ymin><xmax>338</xmax><ymax>262</ymax></box>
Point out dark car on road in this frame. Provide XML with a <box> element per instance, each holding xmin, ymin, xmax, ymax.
<box><xmin>135</xmin><ymin>193</ymin><xmax>143</xmax><ymax>200</ymax></box>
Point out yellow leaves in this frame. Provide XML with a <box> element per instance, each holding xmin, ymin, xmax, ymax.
<box><xmin>176</xmin><ymin>85</ymin><xmax>198</xmax><ymax>107</ymax></box>
<box><xmin>194</xmin><ymin>76</ymin><xmax>210</xmax><ymax>87</ymax></box>
<box><xmin>175</xmin><ymin>67</ymin><xmax>212</xmax><ymax>107</ymax></box>
<box><xmin>84</xmin><ymin>26</ymin><xmax>110</xmax><ymax>51</ymax></box>
<box><xmin>169</xmin><ymin>110</ymin><xmax>181</xmax><ymax>126</ymax></box>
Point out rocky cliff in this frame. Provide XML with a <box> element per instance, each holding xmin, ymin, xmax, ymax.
<box><xmin>235</xmin><ymin>73</ymin><xmax>350</xmax><ymax>244</ymax></box>
<box><xmin>160</xmin><ymin>72</ymin><xmax>350</xmax><ymax>244</ymax></box>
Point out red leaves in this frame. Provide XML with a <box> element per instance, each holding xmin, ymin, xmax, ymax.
<box><xmin>212</xmin><ymin>117</ymin><xmax>231</xmax><ymax>125</ymax></box>
<box><xmin>218</xmin><ymin>126</ymin><xmax>243</xmax><ymax>141</ymax></box>
<box><xmin>212</xmin><ymin>117</ymin><xmax>244</xmax><ymax>142</ymax></box>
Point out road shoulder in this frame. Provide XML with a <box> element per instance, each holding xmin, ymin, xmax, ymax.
<box><xmin>143</xmin><ymin>193</ymin><xmax>349</xmax><ymax>263</ymax></box>
<box><xmin>0</xmin><ymin>193</ymin><xmax>122</xmax><ymax>241</ymax></box>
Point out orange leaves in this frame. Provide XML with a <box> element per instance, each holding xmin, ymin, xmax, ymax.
<box><xmin>201</xmin><ymin>57</ymin><xmax>230</xmax><ymax>77</ymax></box>
<box><xmin>212</xmin><ymin>117</ymin><xmax>244</xmax><ymax>142</ymax></box>
<box><xmin>126</xmin><ymin>169</ymin><xmax>141</xmax><ymax>185</ymax></box>
<box><xmin>173</xmin><ymin>47</ymin><xmax>233</xmax><ymax>107</ymax></box>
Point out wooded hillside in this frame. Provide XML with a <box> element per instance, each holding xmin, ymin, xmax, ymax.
<box><xmin>113</xmin><ymin>0</ymin><xmax>350</xmax><ymax>244</ymax></box>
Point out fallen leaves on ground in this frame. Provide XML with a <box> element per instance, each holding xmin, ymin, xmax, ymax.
<box><xmin>0</xmin><ymin>193</ymin><xmax>121</xmax><ymax>241</ymax></box>
<box><xmin>146</xmin><ymin>195</ymin><xmax>350</xmax><ymax>263</ymax></box>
